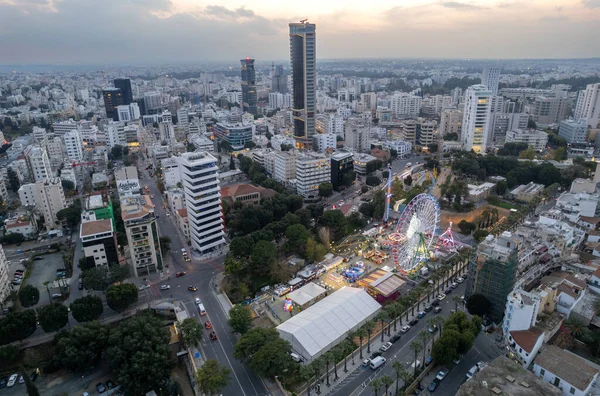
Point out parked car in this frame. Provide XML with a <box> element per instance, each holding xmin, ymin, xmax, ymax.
<box><xmin>0</xmin><ymin>377</ymin><xmax>7</xmax><ymax>388</ymax></box>
<box><xmin>176</xmin><ymin>271</ymin><xmax>186</xmax><ymax>277</ymax></box>
<box><xmin>436</xmin><ymin>367</ymin><xmax>449</xmax><ymax>381</ymax></box>
<box><xmin>417</xmin><ymin>311</ymin><xmax>426</xmax><ymax>318</ymax></box>
<box><xmin>425</xmin><ymin>356</ymin><xmax>433</xmax><ymax>367</ymax></box>
<box><xmin>195</xmin><ymin>298</ymin><xmax>201</xmax><ymax>304</ymax></box>
<box><xmin>205</xmin><ymin>321</ymin><xmax>212</xmax><ymax>329</ymax></box>
<box><xmin>106</xmin><ymin>380</ymin><xmax>115</xmax><ymax>389</ymax></box>
<box><xmin>445</xmin><ymin>288</ymin><xmax>453</xmax><ymax>294</ymax></box>
<box><xmin>160</xmin><ymin>285</ymin><xmax>170</xmax><ymax>290</ymax></box>
<box><xmin>456</xmin><ymin>277</ymin><xmax>464</xmax><ymax>283</ymax></box>
<box><xmin>380</xmin><ymin>342</ymin><xmax>393</xmax><ymax>352</ymax></box>
<box><xmin>409</xmin><ymin>318</ymin><xmax>419</xmax><ymax>326</ymax></box>
<box><xmin>51</xmin><ymin>293</ymin><xmax>62</xmax><ymax>299</ymax></box>
<box><xmin>428</xmin><ymin>379</ymin><xmax>440</xmax><ymax>392</ymax></box>
<box><xmin>390</xmin><ymin>334</ymin><xmax>401</xmax><ymax>343</ymax></box>
<box><xmin>437</xmin><ymin>294</ymin><xmax>446</xmax><ymax>301</ymax></box>
<box><xmin>7</xmin><ymin>374</ymin><xmax>18</xmax><ymax>387</ymax></box>
<box><xmin>370</xmin><ymin>351</ymin><xmax>382</xmax><ymax>360</ymax></box>
<box><xmin>188</xmin><ymin>285</ymin><xmax>197</xmax><ymax>292</ymax></box>
<box><xmin>434</xmin><ymin>306</ymin><xmax>443</xmax><ymax>313</ymax></box>
<box><xmin>34</xmin><ymin>257</ymin><xmax>44</xmax><ymax>261</ymax></box>
<box><xmin>428</xmin><ymin>325</ymin><xmax>439</xmax><ymax>333</ymax></box>
<box><xmin>423</xmin><ymin>305</ymin><xmax>433</xmax><ymax>312</ymax></box>
<box><xmin>361</xmin><ymin>358</ymin><xmax>371</xmax><ymax>368</ymax></box>
<box><xmin>96</xmin><ymin>382</ymin><xmax>106</xmax><ymax>393</ymax></box>
<box><xmin>18</xmin><ymin>375</ymin><xmax>24</xmax><ymax>384</ymax></box>
<box><xmin>139</xmin><ymin>284</ymin><xmax>150</xmax><ymax>290</ymax></box>
<box><xmin>400</xmin><ymin>325</ymin><xmax>411</xmax><ymax>333</ymax></box>
<box><xmin>209</xmin><ymin>331</ymin><xmax>218</xmax><ymax>340</ymax></box>
<box><xmin>466</xmin><ymin>365</ymin><xmax>478</xmax><ymax>381</ymax></box>
<box><xmin>451</xmin><ymin>282</ymin><xmax>458</xmax><ymax>289</ymax></box>
<box><xmin>431</xmin><ymin>300</ymin><xmax>440</xmax><ymax>306</ymax></box>
<box><xmin>477</xmin><ymin>361</ymin><xmax>486</xmax><ymax>371</ymax></box>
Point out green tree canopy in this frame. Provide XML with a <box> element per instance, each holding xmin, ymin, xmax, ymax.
<box><xmin>179</xmin><ymin>317</ymin><xmax>204</xmax><ymax>348</ymax></box>
<box><xmin>82</xmin><ymin>267</ymin><xmax>108</xmax><ymax>290</ymax></box>
<box><xmin>61</xmin><ymin>179</ymin><xmax>75</xmax><ymax>192</ymax></box>
<box><xmin>466</xmin><ymin>294</ymin><xmax>491</xmax><ymax>317</ymax></box>
<box><xmin>19</xmin><ymin>285</ymin><xmax>40</xmax><ymax>308</ymax></box>
<box><xmin>0</xmin><ymin>310</ymin><xmax>37</xmax><ymax>345</ymax></box>
<box><xmin>54</xmin><ymin>321</ymin><xmax>109</xmax><ymax>371</ymax></box>
<box><xmin>250</xmin><ymin>338</ymin><xmax>293</xmax><ymax>378</ymax></box>
<box><xmin>105</xmin><ymin>283</ymin><xmax>138</xmax><ymax>312</ymax></box>
<box><xmin>107</xmin><ymin>313</ymin><xmax>174</xmax><ymax>395</ymax></box>
<box><xmin>159</xmin><ymin>236</ymin><xmax>172</xmax><ymax>253</ymax></box>
<box><xmin>228</xmin><ymin>305</ymin><xmax>253</xmax><ymax>334</ymax></box>
<box><xmin>318</xmin><ymin>182</ymin><xmax>334</xmax><ymax>197</ymax></box>
<box><xmin>366</xmin><ymin>176</ymin><xmax>381</xmax><ymax>186</ymax></box>
<box><xmin>250</xmin><ymin>240</ymin><xmax>277</xmax><ymax>275</ymax></box>
<box><xmin>197</xmin><ymin>359</ymin><xmax>232</xmax><ymax>396</ymax></box>
<box><xmin>70</xmin><ymin>295</ymin><xmax>103</xmax><ymax>322</ymax></box>
<box><xmin>457</xmin><ymin>220</ymin><xmax>476</xmax><ymax>235</ymax></box>
<box><xmin>38</xmin><ymin>303</ymin><xmax>69</xmax><ymax>333</ymax></box>
<box><xmin>234</xmin><ymin>328</ymin><xmax>280</xmax><ymax>362</ymax></box>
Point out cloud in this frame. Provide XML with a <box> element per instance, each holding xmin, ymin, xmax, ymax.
<box><xmin>540</xmin><ymin>15</ymin><xmax>569</xmax><ymax>22</ymax></box>
<box><xmin>582</xmin><ymin>0</ymin><xmax>600</xmax><ymax>7</ymax></box>
<box><xmin>440</xmin><ymin>1</ymin><xmax>485</xmax><ymax>10</ymax></box>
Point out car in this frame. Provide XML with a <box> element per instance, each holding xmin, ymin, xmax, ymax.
<box><xmin>451</xmin><ymin>282</ymin><xmax>458</xmax><ymax>289</ymax></box>
<box><xmin>176</xmin><ymin>271</ymin><xmax>186</xmax><ymax>277</ymax></box>
<box><xmin>205</xmin><ymin>321</ymin><xmax>212</xmax><ymax>329</ymax></box>
<box><xmin>425</xmin><ymin>356</ymin><xmax>433</xmax><ymax>367</ymax></box>
<box><xmin>436</xmin><ymin>367</ymin><xmax>449</xmax><ymax>381</ymax></box>
<box><xmin>450</xmin><ymin>309</ymin><xmax>456</xmax><ymax>314</ymax></box>
<box><xmin>7</xmin><ymin>374</ymin><xmax>18</xmax><ymax>387</ymax></box>
<box><xmin>96</xmin><ymin>382</ymin><xmax>106</xmax><ymax>393</ymax></box>
<box><xmin>434</xmin><ymin>306</ymin><xmax>443</xmax><ymax>313</ymax></box>
<box><xmin>390</xmin><ymin>334</ymin><xmax>401</xmax><ymax>343</ymax></box>
<box><xmin>210</xmin><ymin>331</ymin><xmax>218</xmax><ymax>340</ymax></box>
<box><xmin>195</xmin><ymin>298</ymin><xmax>201</xmax><ymax>304</ymax></box>
<box><xmin>0</xmin><ymin>377</ymin><xmax>7</xmax><ymax>388</ymax></box>
<box><xmin>427</xmin><ymin>379</ymin><xmax>440</xmax><ymax>392</ymax></box>
<box><xmin>453</xmin><ymin>355</ymin><xmax>463</xmax><ymax>364</ymax></box>
<box><xmin>400</xmin><ymin>325</ymin><xmax>411</xmax><ymax>333</ymax></box>
<box><xmin>78</xmin><ymin>283</ymin><xmax>84</xmax><ymax>290</ymax></box>
<box><xmin>437</xmin><ymin>294</ymin><xmax>446</xmax><ymax>301</ymax></box>
<box><xmin>466</xmin><ymin>365</ymin><xmax>478</xmax><ymax>381</ymax></box>
<box><xmin>445</xmin><ymin>288</ymin><xmax>453</xmax><ymax>294</ymax></box>
<box><xmin>380</xmin><ymin>342</ymin><xmax>393</xmax><ymax>352</ymax></box>
<box><xmin>51</xmin><ymin>293</ymin><xmax>62</xmax><ymax>299</ymax></box>
<box><xmin>361</xmin><ymin>358</ymin><xmax>371</xmax><ymax>368</ymax></box>
<box><xmin>431</xmin><ymin>299</ymin><xmax>440</xmax><ymax>306</ymax></box>
<box><xmin>476</xmin><ymin>361</ymin><xmax>486</xmax><ymax>371</ymax></box>
<box><xmin>456</xmin><ymin>277</ymin><xmax>464</xmax><ymax>283</ymax></box>
<box><xmin>160</xmin><ymin>285</ymin><xmax>170</xmax><ymax>290</ymax></box>
<box><xmin>370</xmin><ymin>351</ymin><xmax>382</xmax><ymax>360</ymax></box>
<box><xmin>166</xmin><ymin>213</ymin><xmax>170</xmax><ymax>216</ymax></box>
<box><xmin>423</xmin><ymin>305</ymin><xmax>433</xmax><ymax>312</ymax></box>
<box><xmin>188</xmin><ymin>285</ymin><xmax>197</xmax><ymax>292</ymax></box>
<box><xmin>156</xmin><ymin>215</ymin><xmax>160</xmax><ymax>218</ymax></box>
<box><xmin>428</xmin><ymin>325</ymin><xmax>439</xmax><ymax>333</ymax></box>
<box><xmin>34</xmin><ymin>256</ymin><xmax>43</xmax><ymax>261</ymax></box>
<box><xmin>463</xmin><ymin>273</ymin><xmax>468</xmax><ymax>279</ymax></box>
<box><xmin>417</xmin><ymin>311</ymin><xmax>426</xmax><ymax>318</ymax></box>
<box><xmin>106</xmin><ymin>380</ymin><xmax>115</xmax><ymax>389</ymax></box>
<box><xmin>18</xmin><ymin>375</ymin><xmax>24</xmax><ymax>384</ymax></box>
<box><xmin>409</xmin><ymin>318</ymin><xmax>419</xmax><ymax>326</ymax></box>
<box><xmin>139</xmin><ymin>284</ymin><xmax>150</xmax><ymax>290</ymax></box>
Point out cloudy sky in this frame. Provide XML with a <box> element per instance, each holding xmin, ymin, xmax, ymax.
<box><xmin>0</xmin><ymin>0</ymin><xmax>598</xmax><ymax>65</ymax></box>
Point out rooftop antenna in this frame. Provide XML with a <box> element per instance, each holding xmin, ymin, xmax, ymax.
<box><xmin>300</xmin><ymin>18</ymin><xmax>308</xmax><ymax>23</ymax></box>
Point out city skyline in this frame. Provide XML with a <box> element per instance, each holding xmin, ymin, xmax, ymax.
<box><xmin>0</xmin><ymin>0</ymin><xmax>599</xmax><ymax>65</ymax></box>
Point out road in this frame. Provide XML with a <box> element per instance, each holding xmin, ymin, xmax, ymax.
<box><xmin>140</xmin><ymin>162</ymin><xmax>269</xmax><ymax>396</ymax></box>
<box><xmin>330</xmin><ymin>280</ymin><xmax>471</xmax><ymax>396</ymax></box>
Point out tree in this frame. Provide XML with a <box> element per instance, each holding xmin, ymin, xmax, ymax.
<box><xmin>229</xmin><ymin>155</ymin><xmax>236</xmax><ymax>170</ymax></box>
<box><xmin>554</xmin><ymin>146</ymin><xmax>567</xmax><ymax>161</ymax></box>
<box><xmin>54</xmin><ymin>321</ymin><xmax>109</xmax><ymax>371</ymax></box>
<box><xmin>107</xmin><ymin>313</ymin><xmax>174</xmax><ymax>395</ymax></box>
<box><xmin>105</xmin><ymin>283</ymin><xmax>138</xmax><ymax>312</ymax></box>
<box><xmin>320</xmin><ymin>210</ymin><xmax>348</xmax><ymax>240</ymax></box>
<box><xmin>250</xmin><ymin>338</ymin><xmax>293</xmax><ymax>378</ymax></box>
<box><xmin>361</xmin><ymin>185</ymin><xmax>369</xmax><ymax>194</ymax></box>
<box><xmin>457</xmin><ymin>220</ymin><xmax>476</xmax><ymax>235</ymax></box>
<box><xmin>318</xmin><ymin>182</ymin><xmax>333</xmax><ymax>198</ymax></box>
<box><xmin>19</xmin><ymin>365</ymin><xmax>39</xmax><ymax>396</ymax></box>
<box><xmin>564</xmin><ymin>318</ymin><xmax>593</xmax><ymax>340</ymax></box>
<box><xmin>19</xmin><ymin>285</ymin><xmax>40</xmax><ymax>308</ymax></box>
<box><xmin>409</xmin><ymin>340</ymin><xmax>422</xmax><ymax>377</ymax></box>
<box><xmin>228</xmin><ymin>305</ymin><xmax>253</xmax><ymax>334</ymax></box>
<box><xmin>341</xmin><ymin>171</ymin><xmax>356</xmax><ymax>187</ymax></box>
<box><xmin>56</xmin><ymin>204</ymin><xmax>82</xmax><ymax>229</ymax></box>
<box><xmin>444</xmin><ymin>132</ymin><xmax>459</xmax><ymax>141</ymax></box>
<box><xmin>466</xmin><ymin>294</ymin><xmax>491</xmax><ymax>317</ymax></box>
<box><xmin>366</xmin><ymin>176</ymin><xmax>381</xmax><ymax>186</ymax></box>
<box><xmin>2</xmin><ymin>232</ymin><xmax>25</xmax><ymax>245</ymax></box>
<box><xmin>366</xmin><ymin>160</ymin><xmax>383</xmax><ymax>174</ymax></box>
<box><xmin>0</xmin><ymin>345</ymin><xmax>20</xmax><ymax>362</ymax></box>
<box><xmin>110</xmin><ymin>145</ymin><xmax>123</xmax><ymax>160</ymax></box>
<box><xmin>234</xmin><ymin>328</ymin><xmax>279</xmax><ymax>362</ymax></box>
<box><xmin>496</xmin><ymin>180</ymin><xmax>508</xmax><ymax>195</ymax></box>
<box><xmin>404</xmin><ymin>175</ymin><xmax>413</xmax><ymax>186</ymax></box>
<box><xmin>38</xmin><ymin>303</ymin><xmax>68</xmax><ymax>333</ymax></box>
<box><xmin>370</xmin><ymin>378</ymin><xmax>383</xmax><ymax>396</ymax></box>
<box><xmin>363</xmin><ymin>320</ymin><xmax>376</xmax><ymax>353</ymax></box>
<box><xmin>197</xmin><ymin>359</ymin><xmax>231</xmax><ymax>396</ymax></box>
<box><xmin>527</xmin><ymin>119</ymin><xmax>537</xmax><ymax>129</ymax></box>
<box><xmin>0</xmin><ymin>310</ymin><xmax>37</xmax><ymax>345</ymax></box>
<box><xmin>180</xmin><ymin>317</ymin><xmax>204</xmax><ymax>347</ymax></box>
<box><xmin>61</xmin><ymin>179</ymin><xmax>75</xmax><ymax>192</ymax></box>
<box><xmin>473</xmin><ymin>229</ymin><xmax>489</xmax><ymax>242</ymax></box>
<box><xmin>7</xmin><ymin>168</ymin><xmax>20</xmax><ymax>193</ymax></box>
<box><xmin>428</xmin><ymin>143</ymin><xmax>438</xmax><ymax>153</ymax></box>
<box><xmin>108</xmin><ymin>264</ymin><xmax>130</xmax><ymax>283</ymax></box>
<box><xmin>380</xmin><ymin>375</ymin><xmax>394</xmax><ymax>396</ymax></box>
<box><xmin>70</xmin><ymin>295</ymin><xmax>103</xmax><ymax>322</ymax></box>
<box><xmin>518</xmin><ymin>146</ymin><xmax>536</xmax><ymax>160</ymax></box>
<box><xmin>250</xmin><ymin>240</ymin><xmax>277</xmax><ymax>275</ymax></box>
<box><xmin>159</xmin><ymin>236</ymin><xmax>172</xmax><ymax>253</ymax></box>
<box><xmin>82</xmin><ymin>267</ymin><xmax>108</xmax><ymax>290</ymax></box>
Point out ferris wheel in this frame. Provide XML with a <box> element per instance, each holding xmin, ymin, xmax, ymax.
<box><xmin>389</xmin><ymin>193</ymin><xmax>441</xmax><ymax>273</ymax></box>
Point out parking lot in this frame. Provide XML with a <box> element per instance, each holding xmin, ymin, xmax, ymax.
<box><xmin>22</xmin><ymin>253</ymin><xmax>69</xmax><ymax>307</ymax></box>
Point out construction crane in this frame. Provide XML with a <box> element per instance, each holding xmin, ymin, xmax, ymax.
<box><xmin>72</xmin><ymin>161</ymin><xmax>96</xmax><ymax>167</ymax></box>
<box><xmin>300</xmin><ymin>18</ymin><xmax>308</xmax><ymax>23</ymax></box>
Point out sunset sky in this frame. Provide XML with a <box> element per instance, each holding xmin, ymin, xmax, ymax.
<box><xmin>0</xmin><ymin>0</ymin><xmax>598</xmax><ymax>64</ymax></box>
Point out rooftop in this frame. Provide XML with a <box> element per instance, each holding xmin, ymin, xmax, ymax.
<box><xmin>80</xmin><ymin>218</ymin><xmax>113</xmax><ymax>238</ymax></box>
<box><xmin>457</xmin><ymin>356</ymin><xmax>561</xmax><ymax>396</ymax></box>
<box><xmin>288</xmin><ymin>283</ymin><xmax>327</xmax><ymax>306</ymax></box>
<box><xmin>510</xmin><ymin>327</ymin><xmax>544</xmax><ymax>353</ymax></box>
<box><xmin>534</xmin><ymin>345</ymin><xmax>600</xmax><ymax>391</ymax></box>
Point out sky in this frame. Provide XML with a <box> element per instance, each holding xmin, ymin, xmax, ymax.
<box><xmin>0</xmin><ymin>0</ymin><xmax>599</xmax><ymax>65</ymax></box>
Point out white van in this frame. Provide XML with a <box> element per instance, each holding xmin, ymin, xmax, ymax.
<box><xmin>465</xmin><ymin>365</ymin><xmax>478</xmax><ymax>381</ymax></box>
<box><xmin>290</xmin><ymin>352</ymin><xmax>302</xmax><ymax>363</ymax></box>
<box><xmin>198</xmin><ymin>303</ymin><xmax>206</xmax><ymax>316</ymax></box>
<box><xmin>370</xmin><ymin>356</ymin><xmax>386</xmax><ymax>369</ymax></box>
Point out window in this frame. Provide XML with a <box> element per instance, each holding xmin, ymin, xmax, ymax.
<box><xmin>570</xmin><ymin>387</ymin><xmax>575</xmax><ymax>394</ymax></box>
<box><xmin>540</xmin><ymin>368</ymin><xmax>545</xmax><ymax>376</ymax></box>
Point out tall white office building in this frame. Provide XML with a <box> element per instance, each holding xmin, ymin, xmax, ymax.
<box><xmin>296</xmin><ymin>153</ymin><xmax>331</xmax><ymax>201</ymax></box>
<box><xmin>63</xmin><ymin>130</ymin><xmax>84</xmax><ymax>162</ymax></box>
<box><xmin>176</xmin><ymin>152</ymin><xmax>225</xmax><ymax>254</ymax></box>
<box><xmin>159</xmin><ymin>122</ymin><xmax>175</xmax><ymax>145</ymax></box>
<box><xmin>482</xmin><ymin>67</ymin><xmax>501</xmax><ymax>96</ymax></box>
<box><xmin>574</xmin><ymin>83</ymin><xmax>600</xmax><ymax>128</ymax></box>
<box><xmin>117</xmin><ymin>103</ymin><xmax>141</xmax><ymax>122</ymax></box>
<box><xmin>390</xmin><ymin>92</ymin><xmax>422</xmax><ymax>118</ymax></box>
<box><xmin>461</xmin><ymin>85</ymin><xmax>492</xmax><ymax>153</ymax></box>
<box><xmin>106</xmin><ymin>121</ymin><xmax>126</xmax><ymax>148</ymax></box>
<box><xmin>24</xmin><ymin>145</ymin><xmax>53</xmax><ymax>182</ymax></box>
<box><xmin>18</xmin><ymin>178</ymin><xmax>66</xmax><ymax>228</ymax></box>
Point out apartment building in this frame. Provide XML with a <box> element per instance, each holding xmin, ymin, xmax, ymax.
<box><xmin>505</xmin><ymin>129</ymin><xmax>549</xmax><ymax>151</ymax></box>
<box><xmin>296</xmin><ymin>153</ymin><xmax>331</xmax><ymax>201</ymax></box>
<box><xmin>18</xmin><ymin>178</ymin><xmax>66</xmax><ymax>228</ymax></box>
<box><xmin>80</xmin><ymin>212</ymin><xmax>119</xmax><ymax>268</ymax></box>
<box><xmin>24</xmin><ymin>145</ymin><xmax>53</xmax><ymax>182</ymax></box>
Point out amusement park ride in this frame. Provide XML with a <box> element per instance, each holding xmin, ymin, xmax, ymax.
<box><xmin>382</xmin><ymin>166</ymin><xmax>458</xmax><ymax>277</ymax></box>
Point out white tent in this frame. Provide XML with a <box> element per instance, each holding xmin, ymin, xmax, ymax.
<box><xmin>276</xmin><ymin>286</ymin><xmax>381</xmax><ymax>362</ymax></box>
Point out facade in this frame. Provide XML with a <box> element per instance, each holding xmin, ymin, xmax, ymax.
<box><xmin>80</xmin><ymin>213</ymin><xmax>119</xmax><ymax>268</ymax></box>
<box><xmin>0</xmin><ymin>245</ymin><xmax>9</xmax><ymax>305</ymax></box>
<box><xmin>505</xmin><ymin>129</ymin><xmax>549</xmax><ymax>151</ymax></box>
<box><xmin>418</xmin><ymin>120</ymin><xmax>436</xmax><ymax>146</ymax></box>
<box><xmin>221</xmin><ymin>183</ymin><xmax>277</xmax><ymax>206</ymax></box>
<box><xmin>289</xmin><ymin>21</ymin><xmax>316</xmax><ymax>146</ymax></box>
<box><xmin>354</xmin><ymin>153</ymin><xmax>377</xmax><ymax>175</ymax></box>
<box><xmin>345</xmin><ymin>120</ymin><xmax>371</xmax><ymax>153</ymax></box>
<box><xmin>52</xmin><ymin>119</ymin><xmax>78</xmax><ymax>135</ymax></box>
<box><xmin>510</xmin><ymin>182</ymin><xmax>545</xmax><ymax>203</ymax></box>
<box><xmin>177</xmin><ymin>152</ymin><xmax>226</xmax><ymax>254</ymax></box>
<box><xmin>390</xmin><ymin>93</ymin><xmax>422</xmax><ymax>118</ymax></box>
<box><xmin>466</xmin><ymin>232</ymin><xmax>518</xmax><ymax>323</ymax></box>
<box><xmin>18</xmin><ymin>178</ymin><xmax>66</xmax><ymax>228</ymax></box>
<box><xmin>106</xmin><ymin>121</ymin><xmax>126</xmax><ymax>148</ymax></box>
<box><xmin>215</xmin><ymin>122</ymin><xmax>253</xmax><ymax>150</ymax></box>
<box><xmin>559</xmin><ymin>119</ymin><xmax>588</xmax><ymax>144</ymax></box>
<box><xmin>161</xmin><ymin>157</ymin><xmax>182</xmax><ymax>189</ymax></box>
<box><xmin>63</xmin><ymin>130</ymin><xmax>84</xmax><ymax>162</ymax></box>
<box><xmin>274</xmin><ymin>151</ymin><xmax>297</xmax><ymax>185</ymax></box>
<box><xmin>531</xmin><ymin>96</ymin><xmax>570</xmax><ymax>126</ymax></box>
<box><xmin>24</xmin><ymin>145</ymin><xmax>53</xmax><ymax>182</ymax></box>
<box><xmin>240</xmin><ymin>58</ymin><xmax>258</xmax><ymax>115</ymax></box>
<box><xmin>122</xmin><ymin>195</ymin><xmax>162</xmax><ymax>277</ymax></box>
<box><xmin>114</xmin><ymin>78</ymin><xmax>133</xmax><ymax>104</ymax></box>
<box><xmin>439</xmin><ymin>108</ymin><xmax>462</xmax><ymax>137</ymax></box>
<box><xmin>490</xmin><ymin>111</ymin><xmax>529</xmax><ymax>145</ymax></box>
<box><xmin>47</xmin><ymin>137</ymin><xmax>65</xmax><ymax>170</ymax></box>
<box><xmin>296</xmin><ymin>153</ymin><xmax>331</xmax><ymax>201</ymax></box>
<box><xmin>380</xmin><ymin>140</ymin><xmax>412</xmax><ymax>158</ymax></box>
<box><xmin>271</xmin><ymin>64</ymin><xmax>288</xmax><ymax>94</ymax></box>
<box><xmin>117</xmin><ymin>103</ymin><xmax>141</xmax><ymax>122</ymax></box>
<box><xmin>268</xmin><ymin>93</ymin><xmax>292</xmax><ymax>109</ymax></box>
<box><xmin>461</xmin><ymin>85</ymin><xmax>492</xmax><ymax>153</ymax></box>
<box><xmin>102</xmin><ymin>88</ymin><xmax>124</xmax><ymax>121</ymax></box>
<box><xmin>312</xmin><ymin>133</ymin><xmax>336</xmax><ymax>153</ymax></box>
<box><xmin>574</xmin><ymin>83</ymin><xmax>600</xmax><ymax>129</ymax></box>
<box><xmin>482</xmin><ymin>67</ymin><xmax>501</xmax><ymax>95</ymax></box>
<box><xmin>331</xmin><ymin>151</ymin><xmax>354</xmax><ymax>191</ymax></box>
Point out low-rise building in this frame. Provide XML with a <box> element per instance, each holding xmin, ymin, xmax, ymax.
<box><xmin>220</xmin><ymin>183</ymin><xmax>277</xmax><ymax>206</ymax></box>
<box><xmin>467</xmin><ymin>182</ymin><xmax>496</xmax><ymax>202</ymax></box>
<box><xmin>161</xmin><ymin>157</ymin><xmax>181</xmax><ymax>189</ymax></box>
<box><xmin>505</xmin><ymin>129</ymin><xmax>549</xmax><ymax>151</ymax></box>
<box><xmin>353</xmin><ymin>153</ymin><xmax>377</xmax><ymax>176</ymax></box>
<box><xmin>80</xmin><ymin>212</ymin><xmax>119</xmax><ymax>268</ymax></box>
<box><xmin>510</xmin><ymin>182</ymin><xmax>545</xmax><ymax>203</ymax></box>
<box><xmin>4</xmin><ymin>220</ymin><xmax>36</xmax><ymax>238</ymax></box>
<box><xmin>176</xmin><ymin>208</ymin><xmax>189</xmax><ymax>242</ymax></box>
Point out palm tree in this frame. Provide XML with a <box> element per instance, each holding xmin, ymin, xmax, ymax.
<box><xmin>330</xmin><ymin>348</ymin><xmax>340</xmax><ymax>381</ymax></box>
<box><xmin>370</xmin><ymin>378</ymin><xmax>383</xmax><ymax>396</ymax></box>
<box><xmin>347</xmin><ymin>331</ymin><xmax>357</xmax><ymax>365</ymax></box>
<box><xmin>426</xmin><ymin>284</ymin><xmax>434</xmax><ymax>303</ymax></box>
<box><xmin>388</xmin><ymin>303</ymin><xmax>400</xmax><ymax>332</ymax></box>
<box><xmin>364</xmin><ymin>320</ymin><xmax>376</xmax><ymax>354</ymax></box>
<box><xmin>409</xmin><ymin>340</ymin><xmax>422</xmax><ymax>378</ymax></box>
<box><xmin>300</xmin><ymin>364</ymin><xmax>315</xmax><ymax>396</ymax></box>
<box><xmin>452</xmin><ymin>295</ymin><xmax>462</xmax><ymax>312</ymax></box>
<box><xmin>400</xmin><ymin>369</ymin><xmax>414</xmax><ymax>392</ymax></box>
<box><xmin>418</xmin><ymin>330</ymin><xmax>430</xmax><ymax>369</ymax></box>
<box><xmin>380</xmin><ymin>375</ymin><xmax>394</xmax><ymax>396</ymax></box>
<box><xmin>356</xmin><ymin>328</ymin><xmax>367</xmax><ymax>359</ymax></box>
<box><xmin>323</xmin><ymin>351</ymin><xmax>331</xmax><ymax>386</ymax></box>
<box><xmin>392</xmin><ymin>361</ymin><xmax>405</xmax><ymax>396</ymax></box>
<box><xmin>376</xmin><ymin>311</ymin><xmax>389</xmax><ymax>342</ymax></box>
<box><xmin>565</xmin><ymin>318</ymin><xmax>593</xmax><ymax>340</ymax></box>
<box><xmin>311</xmin><ymin>357</ymin><xmax>324</xmax><ymax>387</ymax></box>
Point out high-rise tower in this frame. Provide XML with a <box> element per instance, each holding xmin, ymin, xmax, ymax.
<box><xmin>240</xmin><ymin>58</ymin><xmax>257</xmax><ymax>115</ymax></box>
<box><xmin>482</xmin><ymin>67</ymin><xmax>501</xmax><ymax>96</ymax></box>
<box><xmin>114</xmin><ymin>78</ymin><xmax>133</xmax><ymax>105</ymax></box>
<box><xmin>289</xmin><ymin>21</ymin><xmax>316</xmax><ymax>148</ymax></box>
<box><xmin>461</xmin><ymin>85</ymin><xmax>492</xmax><ymax>153</ymax></box>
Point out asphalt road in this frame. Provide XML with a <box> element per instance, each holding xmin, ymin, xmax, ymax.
<box><xmin>330</xmin><ymin>280</ymin><xmax>469</xmax><ymax>396</ymax></box>
<box><xmin>141</xmin><ymin>164</ymin><xmax>269</xmax><ymax>396</ymax></box>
